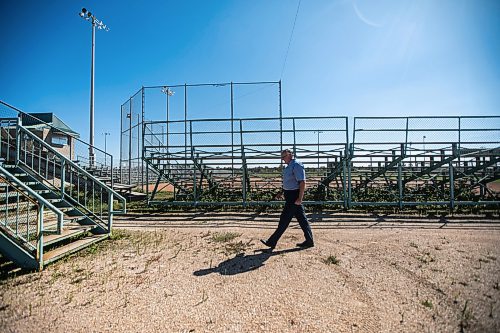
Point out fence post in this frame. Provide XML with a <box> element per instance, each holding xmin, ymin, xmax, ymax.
<box><xmin>342</xmin><ymin>151</ymin><xmax>347</xmax><ymax>209</ymax></box>
<box><xmin>347</xmin><ymin>144</ymin><xmax>353</xmax><ymax>209</ymax></box>
<box><xmin>60</xmin><ymin>160</ymin><xmax>65</xmax><ymax>199</ymax></box>
<box><xmin>398</xmin><ymin>161</ymin><xmax>403</xmax><ymax>209</ymax></box>
<box><xmin>15</xmin><ymin>123</ymin><xmax>21</xmax><ymax>165</ymax></box>
<box><xmin>240</xmin><ymin>120</ymin><xmax>247</xmax><ymax>207</ymax></box>
<box><xmin>37</xmin><ymin>204</ymin><xmax>44</xmax><ymax>271</ymax></box>
<box><xmin>190</xmin><ymin>121</ymin><xmax>197</xmax><ymax>204</ymax></box>
<box><xmin>143</xmin><ymin>122</ymin><xmax>148</xmax><ymax>199</ymax></box>
<box><xmin>398</xmin><ymin>143</ymin><xmax>405</xmax><ymax>209</ymax></box>
<box><xmin>449</xmin><ymin>162</ymin><xmax>455</xmax><ymax>211</ymax></box>
<box><xmin>108</xmin><ymin>191</ymin><xmax>114</xmax><ymax>234</ymax></box>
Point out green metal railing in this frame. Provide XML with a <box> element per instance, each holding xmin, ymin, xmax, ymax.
<box><xmin>143</xmin><ymin>116</ymin><xmax>349</xmax><ymax>206</ymax></box>
<box><xmin>141</xmin><ymin>115</ymin><xmax>499</xmax><ymax>208</ymax></box>
<box><xmin>15</xmin><ymin>125</ymin><xmax>126</xmax><ymax>231</ymax></box>
<box><xmin>0</xmin><ymin>165</ymin><xmax>65</xmax><ymax>269</ymax></box>
<box><xmin>0</xmin><ymin>101</ymin><xmax>115</xmax><ymax>176</ymax></box>
<box><xmin>350</xmin><ymin>116</ymin><xmax>500</xmax><ymax>208</ymax></box>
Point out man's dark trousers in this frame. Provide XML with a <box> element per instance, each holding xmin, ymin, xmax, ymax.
<box><xmin>267</xmin><ymin>189</ymin><xmax>314</xmax><ymax>246</ymax></box>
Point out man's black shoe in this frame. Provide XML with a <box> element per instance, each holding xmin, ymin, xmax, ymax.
<box><xmin>296</xmin><ymin>241</ymin><xmax>314</xmax><ymax>248</ymax></box>
<box><xmin>260</xmin><ymin>239</ymin><xmax>275</xmax><ymax>249</ymax></box>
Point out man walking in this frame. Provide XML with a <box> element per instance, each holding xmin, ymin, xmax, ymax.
<box><xmin>261</xmin><ymin>149</ymin><xmax>314</xmax><ymax>249</ymax></box>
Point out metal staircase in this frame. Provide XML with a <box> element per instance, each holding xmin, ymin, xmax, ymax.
<box><xmin>0</xmin><ymin>105</ymin><xmax>126</xmax><ymax>270</ymax></box>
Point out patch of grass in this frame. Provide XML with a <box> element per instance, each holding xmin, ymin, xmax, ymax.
<box><xmin>210</xmin><ymin>232</ymin><xmax>241</xmax><ymax>243</ymax></box>
<box><xmin>418</xmin><ymin>251</ymin><xmax>435</xmax><ymax>264</ymax></box>
<box><xmin>110</xmin><ymin>229</ymin><xmax>130</xmax><ymax>241</ymax></box>
<box><xmin>421</xmin><ymin>300</ymin><xmax>433</xmax><ymax>309</ymax></box>
<box><xmin>323</xmin><ymin>255</ymin><xmax>340</xmax><ymax>265</ymax></box>
<box><xmin>86</xmin><ymin>244</ymin><xmax>99</xmax><ymax>255</ymax></box>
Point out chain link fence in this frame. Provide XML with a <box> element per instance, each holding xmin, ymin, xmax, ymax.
<box><xmin>120</xmin><ymin>82</ymin><xmax>282</xmax><ymax>190</ymax></box>
<box><xmin>350</xmin><ymin>116</ymin><xmax>500</xmax><ymax>207</ymax></box>
<box><xmin>119</xmin><ymin>83</ymin><xmax>499</xmax><ymax>208</ymax></box>
<box><xmin>143</xmin><ymin>116</ymin><xmax>349</xmax><ymax>205</ymax></box>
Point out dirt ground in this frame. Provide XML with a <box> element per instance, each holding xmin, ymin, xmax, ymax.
<box><xmin>1</xmin><ymin>212</ymin><xmax>500</xmax><ymax>333</ymax></box>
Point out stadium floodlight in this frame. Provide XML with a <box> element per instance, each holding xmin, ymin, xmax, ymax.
<box><xmin>79</xmin><ymin>7</ymin><xmax>109</xmax><ymax>166</ymax></box>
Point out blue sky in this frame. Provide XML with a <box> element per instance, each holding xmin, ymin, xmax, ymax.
<box><xmin>1</xmin><ymin>0</ymin><xmax>499</xmax><ymax>157</ymax></box>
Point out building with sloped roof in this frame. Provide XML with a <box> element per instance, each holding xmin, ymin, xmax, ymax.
<box><xmin>21</xmin><ymin>113</ymin><xmax>80</xmax><ymax>160</ymax></box>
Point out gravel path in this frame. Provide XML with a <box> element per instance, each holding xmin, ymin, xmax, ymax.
<box><xmin>1</xmin><ymin>212</ymin><xmax>499</xmax><ymax>332</ymax></box>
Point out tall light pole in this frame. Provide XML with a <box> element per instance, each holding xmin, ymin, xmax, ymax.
<box><xmin>79</xmin><ymin>8</ymin><xmax>109</xmax><ymax>166</ymax></box>
<box><xmin>103</xmin><ymin>132</ymin><xmax>110</xmax><ymax>166</ymax></box>
<box><xmin>161</xmin><ymin>87</ymin><xmax>174</xmax><ymax>151</ymax></box>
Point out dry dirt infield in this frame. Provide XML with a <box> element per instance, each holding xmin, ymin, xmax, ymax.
<box><xmin>1</xmin><ymin>212</ymin><xmax>500</xmax><ymax>333</ymax></box>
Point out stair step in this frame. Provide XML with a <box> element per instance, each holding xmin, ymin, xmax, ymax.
<box><xmin>64</xmin><ymin>208</ymin><xmax>86</xmax><ymax>217</ymax></box>
<box><xmin>43</xmin><ymin>234</ymin><xmax>108</xmax><ymax>264</ymax></box>
<box><xmin>39</xmin><ymin>192</ymin><xmax>61</xmax><ymax>200</ymax></box>
<box><xmin>43</xmin><ymin>213</ymin><xmax>88</xmax><ymax>228</ymax></box>
<box><xmin>43</xmin><ymin>224</ymin><xmax>98</xmax><ymax>246</ymax></box>
<box><xmin>113</xmin><ymin>184</ymin><xmax>135</xmax><ymax>191</ymax></box>
<box><xmin>45</xmin><ymin>198</ymin><xmax>63</xmax><ymax>203</ymax></box>
<box><xmin>33</xmin><ymin>189</ymin><xmax>51</xmax><ymax>194</ymax></box>
<box><xmin>5</xmin><ymin>171</ymin><xmax>28</xmax><ymax>178</ymax></box>
<box><xmin>0</xmin><ymin>192</ymin><xmax>32</xmax><ymax>202</ymax></box>
<box><xmin>97</xmin><ymin>177</ymin><xmax>112</xmax><ymax>182</ymax></box>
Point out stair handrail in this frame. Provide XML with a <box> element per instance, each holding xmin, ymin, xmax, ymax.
<box><xmin>0</xmin><ymin>165</ymin><xmax>66</xmax><ymax>269</ymax></box>
<box><xmin>0</xmin><ymin>164</ymin><xmax>64</xmax><ymax>230</ymax></box>
<box><xmin>17</xmin><ymin>124</ymin><xmax>126</xmax><ymax>217</ymax></box>
<box><xmin>0</xmin><ymin>100</ymin><xmax>112</xmax><ymax>166</ymax></box>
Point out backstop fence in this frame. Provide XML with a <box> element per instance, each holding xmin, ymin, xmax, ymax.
<box><xmin>120</xmin><ymin>82</ymin><xmax>499</xmax><ymax>208</ymax></box>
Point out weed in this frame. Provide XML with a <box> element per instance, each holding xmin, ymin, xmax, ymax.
<box><xmin>459</xmin><ymin>300</ymin><xmax>472</xmax><ymax>332</ymax></box>
<box><xmin>421</xmin><ymin>300</ymin><xmax>433</xmax><ymax>309</ymax></box>
<box><xmin>86</xmin><ymin>244</ymin><xmax>98</xmax><ymax>255</ymax></box>
<box><xmin>70</xmin><ymin>276</ymin><xmax>84</xmax><ymax>284</ymax></box>
<box><xmin>224</xmin><ymin>240</ymin><xmax>252</xmax><ymax>255</ymax></box>
<box><xmin>323</xmin><ymin>255</ymin><xmax>340</xmax><ymax>265</ymax></box>
<box><xmin>210</xmin><ymin>232</ymin><xmax>241</xmax><ymax>243</ymax></box>
<box><xmin>145</xmin><ymin>253</ymin><xmax>162</xmax><ymax>269</ymax></box>
<box><xmin>418</xmin><ymin>254</ymin><xmax>435</xmax><ymax>264</ymax></box>
<box><xmin>64</xmin><ymin>292</ymin><xmax>74</xmax><ymax>305</ymax></box>
<box><xmin>194</xmin><ymin>290</ymin><xmax>208</xmax><ymax>306</ymax></box>
<box><xmin>110</xmin><ymin>229</ymin><xmax>130</xmax><ymax>241</ymax></box>
<box><xmin>168</xmin><ymin>246</ymin><xmax>183</xmax><ymax>261</ymax></box>
<box><xmin>49</xmin><ymin>270</ymin><xmax>64</xmax><ymax>284</ymax></box>
<box><xmin>73</xmin><ymin>266</ymin><xmax>84</xmax><ymax>274</ymax></box>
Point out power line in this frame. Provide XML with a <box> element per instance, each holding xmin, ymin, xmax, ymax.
<box><xmin>280</xmin><ymin>0</ymin><xmax>302</xmax><ymax>79</ymax></box>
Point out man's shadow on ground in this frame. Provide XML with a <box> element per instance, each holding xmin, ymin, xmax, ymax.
<box><xmin>193</xmin><ymin>247</ymin><xmax>305</xmax><ymax>276</ymax></box>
